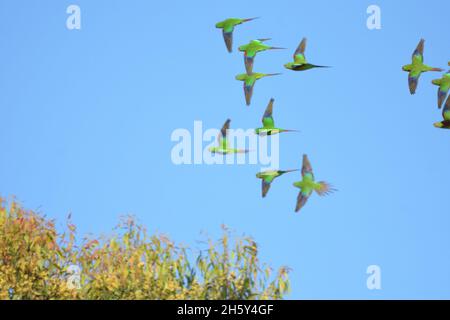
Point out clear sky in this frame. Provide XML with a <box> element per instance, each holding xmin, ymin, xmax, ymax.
<box><xmin>1</xmin><ymin>0</ymin><xmax>450</xmax><ymax>299</ymax></box>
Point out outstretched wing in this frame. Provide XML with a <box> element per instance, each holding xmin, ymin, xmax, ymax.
<box><xmin>408</xmin><ymin>71</ymin><xmax>421</xmax><ymax>95</ymax></box>
<box><xmin>412</xmin><ymin>38</ymin><xmax>424</xmax><ymax>61</ymax></box>
<box><xmin>443</xmin><ymin>95</ymin><xmax>450</xmax><ymax>120</ymax></box>
<box><xmin>295</xmin><ymin>190</ymin><xmax>311</xmax><ymax>213</ymax></box>
<box><xmin>244</xmin><ymin>55</ymin><xmax>255</xmax><ymax>74</ymax></box>
<box><xmin>262</xmin><ymin>98</ymin><xmax>275</xmax><ymax>129</ymax></box>
<box><xmin>301</xmin><ymin>154</ymin><xmax>314</xmax><ymax>179</ymax></box>
<box><xmin>293</xmin><ymin>38</ymin><xmax>307</xmax><ymax>64</ymax></box>
<box><xmin>222</xmin><ymin>30</ymin><xmax>233</xmax><ymax>53</ymax></box>
<box><xmin>261</xmin><ymin>176</ymin><xmax>274</xmax><ymax>198</ymax></box>
<box><xmin>244</xmin><ymin>83</ymin><xmax>254</xmax><ymax>106</ymax></box>
<box><xmin>220</xmin><ymin>119</ymin><xmax>231</xmax><ymax>139</ymax></box>
<box><xmin>218</xmin><ymin>119</ymin><xmax>231</xmax><ymax>146</ymax></box>
<box><xmin>438</xmin><ymin>81</ymin><xmax>450</xmax><ymax>109</ymax></box>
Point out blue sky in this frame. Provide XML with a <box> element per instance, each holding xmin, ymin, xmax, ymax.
<box><xmin>1</xmin><ymin>0</ymin><xmax>450</xmax><ymax>299</ymax></box>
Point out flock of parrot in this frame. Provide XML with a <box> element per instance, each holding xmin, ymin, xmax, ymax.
<box><xmin>401</xmin><ymin>39</ymin><xmax>450</xmax><ymax>129</ymax></box>
<box><xmin>213</xmin><ymin>17</ymin><xmax>335</xmax><ymax>213</ymax></box>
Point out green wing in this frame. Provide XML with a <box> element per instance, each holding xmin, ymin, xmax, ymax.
<box><xmin>262</xmin><ymin>176</ymin><xmax>275</xmax><ymax>198</ymax></box>
<box><xmin>293</xmin><ymin>38</ymin><xmax>307</xmax><ymax>64</ymax></box>
<box><xmin>438</xmin><ymin>79</ymin><xmax>450</xmax><ymax>109</ymax></box>
<box><xmin>301</xmin><ymin>154</ymin><xmax>314</xmax><ymax>179</ymax></box>
<box><xmin>408</xmin><ymin>70</ymin><xmax>421</xmax><ymax>95</ymax></box>
<box><xmin>222</xmin><ymin>30</ymin><xmax>233</xmax><ymax>52</ymax></box>
<box><xmin>444</xmin><ymin>96</ymin><xmax>450</xmax><ymax>121</ymax></box>
<box><xmin>219</xmin><ymin>119</ymin><xmax>231</xmax><ymax>148</ymax></box>
<box><xmin>295</xmin><ymin>189</ymin><xmax>312</xmax><ymax>212</ymax></box>
<box><xmin>262</xmin><ymin>98</ymin><xmax>275</xmax><ymax>129</ymax></box>
<box><xmin>412</xmin><ymin>38</ymin><xmax>424</xmax><ymax>62</ymax></box>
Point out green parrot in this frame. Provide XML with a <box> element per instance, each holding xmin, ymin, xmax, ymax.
<box><xmin>235</xmin><ymin>72</ymin><xmax>281</xmax><ymax>106</ymax></box>
<box><xmin>402</xmin><ymin>39</ymin><xmax>443</xmax><ymax>95</ymax></box>
<box><xmin>256</xmin><ymin>169</ymin><xmax>299</xmax><ymax>198</ymax></box>
<box><xmin>255</xmin><ymin>98</ymin><xmax>298</xmax><ymax>135</ymax></box>
<box><xmin>284</xmin><ymin>38</ymin><xmax>329</xmax><ymax>71</ymax></box>
<box><xmin>433</xmin><ymin>95</ymin><xmax>450</xmax><ymax>129</ymax></box>
<box><xmin>293</xmin><ymin>155</ymin><xmax>335</xmax><ymax>213</ymax></box>
<box><xmin>208</xmin><ymin>119</ymin><xmax>249</xmax><ymax>154</ymax></box>
<box><xmin>215</xmin><ymin>18</ymin><xmax>258</xmax><ymax>53</ymax></box>
<box><xmin>239</xmin><ymin>39</ymin><xmax>285</xmax><ymax>74</ymax></box>
<box><xmin>431</xmin><ymin>71</ymin><xmax>450</xmax><ymax>109</ymax></box>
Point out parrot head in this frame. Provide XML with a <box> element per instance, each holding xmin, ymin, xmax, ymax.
<box><xmin>209</xmin><ymin>146</ymin><xmax>217</xmax><ymax>153</ymax></box>
<box><xmin>284</xmin><ymin>62</ymin><xmax>294</xmax><ymax>70</ymax></box>
<box><xmin>293</xmin><ymin>181</ymin><xmax>302</xmax><ymax>188</ymax></box>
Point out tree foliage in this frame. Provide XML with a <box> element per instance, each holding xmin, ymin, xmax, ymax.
<box><xmin>0</xmin><ymin>197</ymin><xmax>290</xmax><ymax>300</ymax></box>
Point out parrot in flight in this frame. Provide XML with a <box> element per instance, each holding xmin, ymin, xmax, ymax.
<box><xmin>402</xmin><ymin>39</ymin><xmax>443</xmax><ymax>95</ymax></box>
<box><xmin>235</xmin><ymin>72</ymin><xmax>281</xmax><ymax>106</ymax></box>
<box><xmin>215</xmin><ymin>18</ymin><xmax>258</xmax><ymax>53</ymax></box>
<box><xmin>209</xmin><ymin>119</ymin><xmax>249</xmax><ymax>154</ymax></box>
<box><xmin>284</xmin><ymin>38</ymin><xmax>329</xmax><ymax>71</ymax></box>
<box><xmin>256</xmin><ymin>169</ymin><xmax>299</xmax><ymax>198</ymax></box>
<box><xmin>239</xmin><ymin>39</ymin><xmax>285</xmax><ymax>74</ymax></box>
<box><xmin>433</xmin><ymin>95</ymin><xmax>450</xmax><ymax>129</ymax></box>
<box><xmin>431</xmin><ymin>68</ymin><xmax>450</xmax><ymax>109</ymax></box>
<box><xmin>293</xmin><ymin>155</ymin><xmax>335</xmax><ymax>213</ymax></box>
<box><xmin>255</xmin><ymin>98</ymin><xmax>298</xmax><ymax>135</ymax></box>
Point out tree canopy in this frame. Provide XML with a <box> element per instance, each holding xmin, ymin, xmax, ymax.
<box><xmin>0</xmin><ymin>197</ymin><xmax>290</xmax><ymax>300</ymax></box>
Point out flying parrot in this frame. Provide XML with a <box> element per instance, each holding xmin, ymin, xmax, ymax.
<box><xmin>235</xmin><ymin>72</ymin><xmax>281</xmax><ymax>106</ymax></box>
<box><xmin>256</xmin><ymin>169</ymin><xmax>299</xmax><ymax>198</ymax></box>
<box><xmin>293</xmin><ymin>155</ymin><xmax>335</xmax><ymax>213</ymax></box>
<box><xmin>215</xmin><ymin>18</ymin><xmax>258</xmax><ymax>53</ymax></box>
<box><xmin>239</xmin><ymin>39</ymin><xmax>285</xmax><ymax>74</ymax></box>
<box><xmin>209</xmin><ymin>119</ymin><xmax>249</xmax><ymax>154</ymax></box>
<box><xmin>284</xmin><ymin>38</ymin><xmax>330</xmax><ymax>71</ymax></box>
<box><xmin>433</xmin><ymin>95</ymin><xmax>450</xmax><ymax>129</ymax></box>
<box><xmin>431</xmin><ymin>71</ymin><xmax>450</xmax><ymax>109</ymax></box>
<box><xmin>402</xmin><ymin>39</ymin><xmax>443</xmax><ymax>95</ymax></box>
<box><xmin>255</xmin><ymin>98</ymin><xmax>298</xmax><ymax>135</ymax></box>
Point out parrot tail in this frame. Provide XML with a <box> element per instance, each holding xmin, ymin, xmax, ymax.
<box><xmin>315</xmin><ymin>181</ymin><xmax>336</xmax><ymax>196</ymax></box>
<box><xmin>243</xmin><ymin>17</ymin><xmax>260</xmax><ymax>22</ymax></box>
